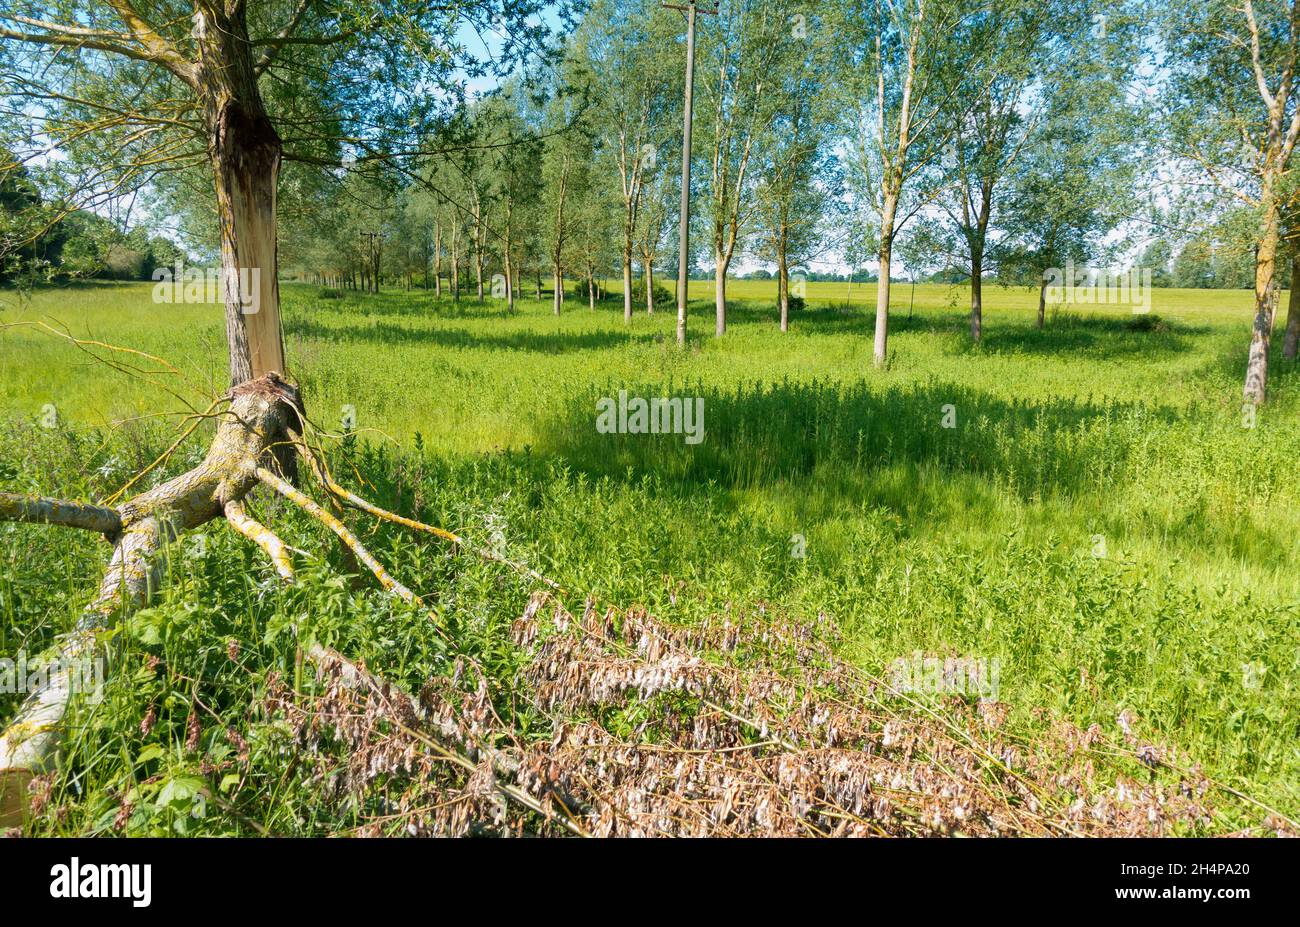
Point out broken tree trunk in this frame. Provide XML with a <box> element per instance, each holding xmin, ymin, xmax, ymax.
<box><xmin>194</xmin><ymin>5</ymin><xmax>286</xmax><ymax>386</ymax></box>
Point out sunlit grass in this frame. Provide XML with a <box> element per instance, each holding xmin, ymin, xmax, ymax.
<box><xmin>1</xmin><ymin>277</ymin><xmax>1297</xmax><ymax>832</ymax></box>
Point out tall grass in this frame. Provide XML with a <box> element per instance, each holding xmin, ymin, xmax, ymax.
<box><xmin>0</xmin><ymin>279</ymin><xmax>1296</xmax><ymax>832</ymax></box>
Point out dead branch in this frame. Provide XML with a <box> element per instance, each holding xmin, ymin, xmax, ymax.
<box><xmin>254</xmin><ymin>466</ymin><xmax>421</xmax><ymax>606</ymax></box>
<box><xmin>0</xmin><ymin>493</ymin><xmax>121</xmax><ymax>537</ymax></box>
<box><xmin>224</xmin><ymin>499</ymin><xmax>295</xmax><ymax>583</ymax></box>
<box><xmin>0</xmin><ymin>373</ymin><xmax>302</xmax><ymax>827</ymax></box>
<box><xmin>290</xmin><ymin>430</ymin><xmax>563</xmax><ymax>592</ymax></box>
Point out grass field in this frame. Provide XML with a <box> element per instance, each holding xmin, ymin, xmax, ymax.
<box><xmin>1</xmin><ymin>277</ymin><xmax>1297</xmax><ymax>834</ymax></box>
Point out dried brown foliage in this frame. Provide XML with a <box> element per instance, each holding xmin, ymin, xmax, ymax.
<box><xmin>266</xmin><ymin>595</ymin><xmax>1293</xmax><ymax>838</ymax></box>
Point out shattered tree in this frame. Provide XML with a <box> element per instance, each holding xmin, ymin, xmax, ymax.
<box><xmin>0</xmin><ymin>373</ymin><xmax>537</xmax><ymax>827</ymax></box>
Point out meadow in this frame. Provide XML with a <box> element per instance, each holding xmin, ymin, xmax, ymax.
<box><xmin>1</xmin><ymin>277</ymin><xmax>1297</xmax><ymax>834</ymax></box>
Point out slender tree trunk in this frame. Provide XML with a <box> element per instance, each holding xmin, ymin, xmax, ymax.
<box><xmin>874</xmin><ymin>193</ymin><xmax>898</xmax><ymax>367</ymax></box>
<box><xmin>778</xmin><ymin>231</ymin><xmax>789</xmax><ymax>333</ymax></box>
<box><xmin>623</xmin><ymin>253</ymin><xmax>634</xmax><ymax>323</ymax></box>
<box><xmin>715</xmin><ymin>245</ymin><xmax>728</xmax><ymax>337</ymax></box>
<box><xmin>970</xmin><ymin>242</ymin><xmax>984</xmax><ymax>342</ymax></box>
<box><xmin>503</xmin><ymin>202</ymin><xmax>516</xmax><ymax>312</ymax></box>
<box><xmin>504</xmin><ymin>233</ymin><xmax>515</xmax><ymax>313</ymax></box>
<box><xmin>1245</xmin><ymin>177</ymin><xmax>1281</xmax><ymax>405</ymax></box>
<box><xmin>433</xmin><ymin>222</ymin><xmax>442</xmax><ymax>298</ymax></box>
<box><xmin>451</xmin><ymin>226</ymin><xmax>460</xmax><ymax>301</ymax></box>
<box><xmin>645</xmin><ymin>257</ymin><xmax>655</xmax><ymax>315</ymax></box>
<box><xmin>1037</xmin><ymin>278</ymin><xmax>1047</xmax><ymax>328</ymax></box>
<box><xmin>553</xmin><ymin>268</ymin><xmax>564</xmax><ymax>315</ymax></box>
<box><xmin>1283</xmin><ymin>249</ymin><xmax>1300</xmax><ymax>360</ymax></box>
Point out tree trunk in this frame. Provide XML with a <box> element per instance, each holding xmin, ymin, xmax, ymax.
<box><xmin>645</xmin><ymin>259</ymin><xmax>655</xmax><ymax>315</ymax></box>
<box><xmin>623</xmin><ymin>252</ymin><xmax>634</xmax><ymax>323</ymax></box>
<box><xmin>874</xmin><ymin>194</ymin><xmax>898</xmax><ymax>367</ymax></box>
<box><xmin>970</xmin><ymin>243</ymin><xmax>984</xmax><ymax>342</ymax></box>
<box><xmin>196</xmin><ymin>11</ymin><xmax>285</xmax><ymax>387</ymax></box>
<box><xmin>1037</xmin><ymin>278</ymin><xmax>1047</xmax><ymax>329</ymax></box>
<box><xmin>1245</xmin><ymin>179</ymin><xmax>1281</xmax><ymax>405</ymax></box>
<box><xmin>778</xmin><ymin>232</ymin><xmax>789</xmax><ymax>333</ymax></box>
<box><xmin>505</xmin><ymin>244</ymin><xmax>515</xmax><ymax>313</ymax></box>
<box><xmin>451</xmin><ymin>227</ymin><xmax>460</xmax><ymax>301</ymax></box>
<box><xmin>1284</xmin><ymin>249</ymin><xmax>1300</xmax><ymax>360</ymax></box>
<box><xmin>553</xmin><ymin>268</ymin><xmax>563</xmax><ymax>315</ymax></box>
<box><xmin>715</xmin><ymin>246</ymin><xmax>727</xmax><ymax>337</ymax></box>
<box><xmin>433</xmin><ymin>222</ymin><xmax>443</xmax><ymax>298</ymax></box>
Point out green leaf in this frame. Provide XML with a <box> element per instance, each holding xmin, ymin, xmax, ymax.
<box><xmin>135</xmin><ymin>744</ymin><xmax>165</xmax><ymax>765</ymax></box>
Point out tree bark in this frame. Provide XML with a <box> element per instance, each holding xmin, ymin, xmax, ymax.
<box><xmin>195</xmin><ymin>8</ymin><xmax>285</xmax><ymax>386</ymax></box>
<box><xmin>873</xmin><ymin>185</ymin><xmax>902</xmax><ymax>367</ymax></box>
<box><xmin>433</xmin><ymin>221</ymin><xmax>443</xmax><ymax>298</ymax></box>
<box><xmin>970</xmin><ymin>242</ymin><xmax>984</xmax><ymax>342</ymax></box>
<box><xmin>1037</xmin><ymin>278</ymin><xmax>1047</xmax><ymax>329</ymax></box>
<box><xmin>1245</xmin><ymin>177</ymin><xmax>1281</xmax><ymax>405</ymax></box>
<box><xmin>623</xmin><ymin>255</ymin><xmax>634</xmax><ymax>323</ymax></box>
<box><xmin>450</xmin><ymin>224</ymin><xmax>461</xmax><ymax>301</ymax></box>
<box><xmin>778</xmin><ymin>230</ymin><xmax>789</xmax><ymax>333</ymax></box>
<box><xmin>503</xmin><ymin>203</ymin><xmax>515</xmax><ymax>313</ymax></box>
<box><xmin>715</xmin><ymin>246</ymin><xmax>728</xmax><ymax>337</ymax></box>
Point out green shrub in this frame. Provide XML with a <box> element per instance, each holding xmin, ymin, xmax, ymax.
<box><xmin>1124</xmin><ymin>312</ymin><xmax>1169</xmax><ymax>332</ymax></box>
<box><xmin>629</xmin><ymin>277</ymin><xmax>673</xmax><ymax>306</ymax></box>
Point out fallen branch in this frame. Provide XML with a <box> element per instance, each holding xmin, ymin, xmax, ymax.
<box><xmin>224</xmin><ymin>499</ymin><xmax>295</xmax><ymax>583</ymax></box>
<box><xmin>0</xmin><ymin>493</ymin><xmax>121</xmax><ymax>537</ymax></box>
<box><xmin>290</xmin><ymin>431</ymin><xmax>563</xmax><ymax>592</ymax></box>
<box><xmin>255</xmin><ymin>466</ymin><xmax>421</xmax><ymax>606</ymax></box>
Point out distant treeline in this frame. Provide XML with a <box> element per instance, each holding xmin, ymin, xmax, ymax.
<box><xmin>1</xmin><ymin>152</ymin><xmax>188</xmax><ymax>285</ymax></box>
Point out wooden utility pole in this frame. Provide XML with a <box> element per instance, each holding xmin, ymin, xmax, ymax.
<box><xmin>666</xmin><ymin>1</ymin><xmax>716</xmax><ymax>347</ymax></box>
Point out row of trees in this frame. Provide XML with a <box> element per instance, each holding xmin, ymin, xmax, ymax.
<box><xmin>4</xmin><ymin>1</ymin><xmax>1300</xmax><ymax>403</ymax></box>
<box><xmin>277</xmin><ymin>0</ymin><xmax>1138</xmax><ymax>349</ymax></box>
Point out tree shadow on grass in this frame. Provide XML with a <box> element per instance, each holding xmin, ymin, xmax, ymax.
<box><xmin>286</xmin><ymin>316</ymin><xmax>660</xmax><ymax>354</ymax></box>
<box><xmin>287</xmin><ymin>287</ymin><xmax>529</xmax><ymax>321</ymax></box>
<box><xmin>531</xmin><ymin>377</ymin><xmax>1186</xmax><ymax>502</ymax></box>
<box><xmin>511</xmin><ymin>377</ymin><xmax>1296</xmax><ymax>570</ymax></box>
<box><xmin>962</xmin><ymin>313</ymin><xmax>1208</xmax><ymax>359</ymax></box>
